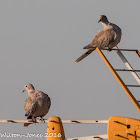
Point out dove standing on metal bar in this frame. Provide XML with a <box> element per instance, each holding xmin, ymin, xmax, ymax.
<box><xmin>75</xmin><ymin>15</ymin><xmax>122</xmax><ymax>62</ymax></box>
<box><xmin>23</xmin><ymin>83</ymin><xmax>51</xmax><ymax>127</ymax></box>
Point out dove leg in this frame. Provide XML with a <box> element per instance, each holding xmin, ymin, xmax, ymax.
<box><xmin>32</xmin><ymin>116</ymin><xmax>37</xmax><ymax>123</ymax></box>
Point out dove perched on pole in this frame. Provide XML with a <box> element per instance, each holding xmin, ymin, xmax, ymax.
<box><xmin>75</xmin><ymin>15</ymin><xmax>122</xmax><ymax>62</ymax></box>
<box><xmin>23</xmin><ymin>83</ymin><xmax>51</xmax><ymax>127</ymax></box>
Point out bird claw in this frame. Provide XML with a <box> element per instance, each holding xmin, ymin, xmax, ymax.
<box><xmin>40</xmin><ymin>117</ymin><xmax>45</xmax><ymax>123</ymax></box>
<box><xmin>108</xmin><ymin>48</ymin><xmax>112</xmax><ymax>52</ymax></box>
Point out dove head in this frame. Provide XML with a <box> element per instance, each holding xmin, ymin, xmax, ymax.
<box><xmin>98</xmin><ymin>15</ymin><xmax>109</xmax><ymax>24</ymax></box>
<box><xmin>23</xmin><ymin>83</ymin><xmax>35</xmax><ymax>93</ymax></box>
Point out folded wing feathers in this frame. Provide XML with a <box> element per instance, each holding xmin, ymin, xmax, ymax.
<box><xmin>75</xmin><ymin>27</ymin><xmax>119</xmax><ymax>62</ymax></box>
<box><xmin>24</xmin><ymin>98</ymin><xmax>37</xmax><ymax>117</ymax></box>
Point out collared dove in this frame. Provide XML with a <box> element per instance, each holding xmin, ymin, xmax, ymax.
<box><xmin>23</xmin><ymin>83</ymin><xmax>51</xmax><ymax>127</ymax></box>
<box><xmin>75</xmin><ymin>15</ymin><xmax>122</xmax><ymax>62</ymax></box>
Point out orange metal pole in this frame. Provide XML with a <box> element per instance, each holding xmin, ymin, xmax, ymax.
<box><xmin>96</xmin><ymin>47</ymin><xmax>140</xmax><ymax>112</ymax></box>
<box><xmin>108</xmin><ymin>116</ymin><xmax>140</xmax><ymax>140</ymax></box>
<box><xmin>47</xmin><ymin>116</ymin><xmax>65</xmax><ymax>140</ymax></box>
<box><xmin>135</xmin><ymin>50</ymin><xmax>140</xmax><ymax>58</ymax></box>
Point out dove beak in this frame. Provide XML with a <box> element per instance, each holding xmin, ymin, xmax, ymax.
<box><xmin>98</xmin><ymin>19</ymin><xmax>101</xmax><ymax>23</ymax></box>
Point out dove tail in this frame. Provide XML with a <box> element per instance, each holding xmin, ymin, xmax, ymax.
<box><xmin>24</xmin><ymin>123</ymin><xmax>31</xmax><ymax>127</ymax></box>
<box><xmin>75</xmin><ymin>48</ymin><xmax>96</xmax><ymax>62</ymax></box>
<box><xmin>24</xmin><ymin>116</ymin><xmax>32</xmax><ymax>127</ymax></box>
<box><xmin>83</xmin><ymin>44</ymin><xmax>95</xmax><ymax>49</ymax></box>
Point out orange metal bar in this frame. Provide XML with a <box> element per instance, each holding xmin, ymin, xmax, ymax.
<box><xmin>93</xmin><ymin>46</ymin><xmax>140</xmax><ymax>59</ymax></box>
<box><xmin>96</xmin><ymin>47</ymin><xmax>140</xmax><ymax>112</ymax></box>
<box><xmin>135</xmin><ymin>50</ymin><xmax>140</xmax><ymax>58</ymax></box>
<box><xmin>47</xmin><ymin>116</ymin><xmax>65</xmax><ymax>140</ymax></box>
<box><xmin>108</xmin><ymin>116</ymin><xmax>140</xmax><ymax>140</ymax></box>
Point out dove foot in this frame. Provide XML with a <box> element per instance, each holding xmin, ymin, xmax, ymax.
<box><xmin>108</xmin><ymin>48</ymin><xmax>112</xmax><ymax>52</ymax></box>
<box><xmin>40</xmin><ymin>116</ymin><xmax>45</xmax><ymax>123</ymax></box>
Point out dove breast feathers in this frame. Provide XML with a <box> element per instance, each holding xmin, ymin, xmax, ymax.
<box><xmin>24</xmin><ymin>90</ymin><xmax>51</xmax><ymax>118</ymax></box>
<box><xmin>91</xmin><ymin>25</ymin><xmax>121</xmax><ymax>49</ymax></box>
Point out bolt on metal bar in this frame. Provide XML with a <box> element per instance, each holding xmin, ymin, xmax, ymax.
<box><xmin>114</xmin><ymin>121</ymin><xmax>131</xmax><ymax>128</ymax></box>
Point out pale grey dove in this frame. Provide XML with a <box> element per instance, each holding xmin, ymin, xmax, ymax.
<box><xmin>23</xmin><ymin>83</ymin><xmax>51</xmax><ymax>127</ymax></box>
<box><xmin>75</xmin><ymin>15</ymin><xmax>122</xmax><ymax>62</ymax></box>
